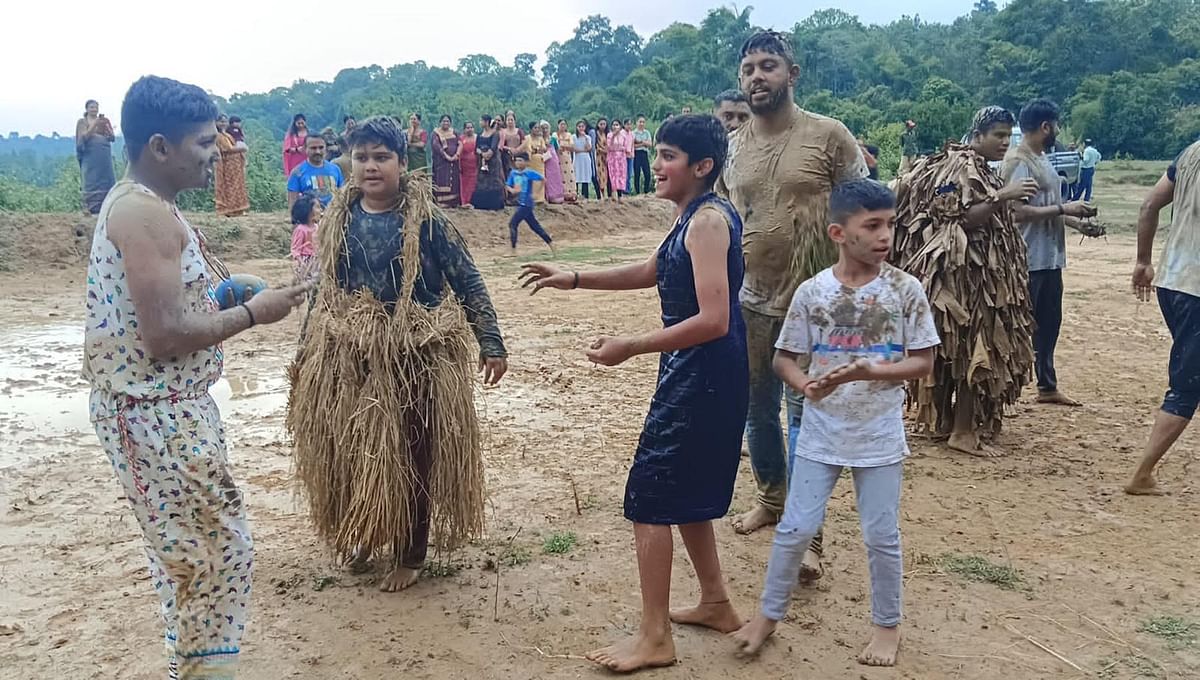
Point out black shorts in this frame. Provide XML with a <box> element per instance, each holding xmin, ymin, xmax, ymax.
<box><xmin>1158</xmin><ymin>287</ymin><xmax>1200</xmax><ymax>419</ymax></box>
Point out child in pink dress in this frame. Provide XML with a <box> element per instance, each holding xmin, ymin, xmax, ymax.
<box><xmin>290</xmin><ymin>194</ymin><xmax>321</xmax><ymax>283</ymax></box>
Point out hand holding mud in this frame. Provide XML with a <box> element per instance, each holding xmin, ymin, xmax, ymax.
<box><xmin>243</xmin><ymin>282</ymin><xmax>312</xmax><ymax>325</ymax></box>
<box><xmin>1063</xmin><ymin>200</ymin><xmax>1097</xmax><ymax>218</ymax></box>
<box><xmin>999</xmin><ymin>178</ymin><xmax>1039</xmax><ymax>203</ymax></box>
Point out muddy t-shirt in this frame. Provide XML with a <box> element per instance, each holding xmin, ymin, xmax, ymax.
<box><xmin>1007</xmin><ymin>155</ymin><xmax>1065</xmax><ymax>272</ymax></box>
<box><xmin>775</xmin><ymin>264</ymin><xmax>939</xmax><ymax>467</ymax></box>
<box><xmin>1157</xmin><ymin>141</ymin><xmax>1200</xmax><ymax>298</ymax></box>
<box><xmin>719</xmin><ymin>105</ymin><xmax>867</xmax><ymax>317</ymax></box>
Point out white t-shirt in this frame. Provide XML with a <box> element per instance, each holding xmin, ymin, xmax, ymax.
<box><xmin>775</xmin><ymin>264</ymin><xmax>940</xmax><ymax>467</ymax></box>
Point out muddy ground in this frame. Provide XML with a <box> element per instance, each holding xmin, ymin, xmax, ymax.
<box><xmin>1</xmin><ymin>181</ymin><xmax>1198</xmax><ymax>680</ymax></box>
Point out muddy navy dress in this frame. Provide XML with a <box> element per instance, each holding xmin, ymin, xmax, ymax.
<box><xmin>625</xmin><ymin>193</ymin><xmax>749</xmax><ymax>525</ymax></box>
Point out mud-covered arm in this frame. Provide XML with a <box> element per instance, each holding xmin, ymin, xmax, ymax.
<box><xmin>429</xmin><ymin>218</ymin><xmax>507</xmax><ymax>358</ymax></box>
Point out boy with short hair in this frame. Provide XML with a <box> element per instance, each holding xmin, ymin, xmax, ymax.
<box><xmin>505</xmin><ymin>151</ymin><xmax>553</xmax><ymax>250</ymax></box>
<box><xmin>520</xmin><ymin>114</ymin><xmax>748</xmax><ymax>673</ymax></box>
<box><xmin>287</xmin><ymin>134</ymin><xmax>344</xmax><ymax>208</ymax></box>
<box><xmin>733</xmin><ymin>178</ymin><xmax>939</xmax><ymax>668</ymax></box>
<box><xmin>289</xmin><ymin>115</ymin><xmax>507</xmax><ymax>593</ymax></box>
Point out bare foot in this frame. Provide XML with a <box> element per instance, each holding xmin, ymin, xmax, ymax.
<box><xmin>731</xmin><ymin>614</ymin><xmax>777</xmax><ymax>656</ymax></box>
<box><xmin>857</xmin><ymin>625</ymin><xmax>901</xmax><ymax>666</ymax></box>
<box><xmin>797</xmin><ymin>547</ymin><xmax>823</xmax><ymax>584</ymax></box>
<box><xmin>1124</xmin><ymin>475</ymin><xmax>1169</xmax><ymax>496</ymax></box>
<box><xmin>947</xmin><ymin>431</ymin><xmax>1005</xmax><ymax>458</ymax></box>
<box><xmin>379</xmin><ymin>566</ymin><xmax>420</xmax><ymax>593</ymax></box>
<box><xmin>670</xmin><ymin>600</ymin><xmax>742</xmax><ymax>633</ymax></box>
<box><xmin>1037</xmin><ymin>390</ymin><xmax>1081</xmax><ymax>407</ymax></box>
<box><xmin>586</xmin><ymin>630</ymin><xmax>676</xmax><ymax>673</ymax></box>
<box><xmin>731</xmin><ymin>506</ymin><xmax>779</xmax><ymax>535</ymax></box>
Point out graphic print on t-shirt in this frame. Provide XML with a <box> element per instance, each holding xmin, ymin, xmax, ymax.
<box><xmin>810</xmin><ymin>289</ymin><xmax>903</xmax><ymax>368</ymax></box>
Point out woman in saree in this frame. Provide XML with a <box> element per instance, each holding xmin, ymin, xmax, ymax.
<box><xmin>594</xmin><ymin>117</ymin><xmax>610</xmax><ymax>200</ymax></box>
<box><xmin>407</xmin><ymin>113</ymin><xmax>428</xmax><ymax>171</ymax></box>
<box><xmin>500</xmin><ymin>112</ymin><xmax>524</xmax><ymax>186</ymax></box>
<box><xmin>214</xmin><ymin>114</ymin><xmax>250</xmax><ymax>216</ymax></box>
<box><xmin>459</xmin><ymin>121</ymin><xmax>478</xmax><ymax>207</ymax></box>
<box><xmin>283</xmin><ymin>113</ymin><xmax>308</xmax><ymax>176</ymax></box>
<box><xmin>540</xmin><ymin>121</ymin><xmax>565</xmax><ymax>204</ymax></box>
<box><xmin>75</xmin><ymin>99</ymin><xmax>116</xmax><ymax>214</ymax></box>
<box><xmin>431</xmin><ymin>115</ymin><xmax>461</xmax><ymax>208</ymax></box>
<box><xmin>472</xmin><ymin>115</ymin><xmax>505</xmax><ymax>210</ymax></box>
<box><xmin>555</xmin><ymin>119</ymin><xmax>577</xmax><ymax>203</ymax></box>
<box><xmin>523</xmin><ymin>123</ymin><xmax>549</xmax><ymax>204</ymax></box>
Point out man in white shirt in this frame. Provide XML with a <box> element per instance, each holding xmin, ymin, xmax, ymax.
<box><xmin>1073</xmin><ymin>138</ymin><xmax>1102</xmax><ymax>201</ymax></box>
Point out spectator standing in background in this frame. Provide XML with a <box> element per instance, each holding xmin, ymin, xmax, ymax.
<box><xmin>75</xmin><ymin>99</ymin><xmax>116</xmax><ymax>214</ymax></box>
<box><xmin>283</xmin><ymin>113</ymin><xmax>309</xmax><ymax>176</ymax></box>
<box><xmin>899</xmin><ymin>119</ymin><xmax>919</xmax><ymax>176</ymax></box>
<box><xmin>1074</xmin><ymin>138</ymin><xmax>1102</xmax><ymax>202</ymax></box>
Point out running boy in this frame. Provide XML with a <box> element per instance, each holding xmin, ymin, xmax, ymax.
<box><xmin>520</xmin><ymin>114</ymin><xmax>748</xmax><ymax>673</ymax></box>
<box><xmin>505</xmin><ymin>151</ymin><xmax>554</xmax><ymax>251</ymax></box>
<box><xmin>732</xmin><ymin>178</ymin><xmax>939</xmax><ymax>667</ymax></box>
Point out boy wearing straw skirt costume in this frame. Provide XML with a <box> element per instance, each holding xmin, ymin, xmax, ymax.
<box><xmin>890</xmin><ymin>106</ymin><xmax>1039</xmax><ymax>456</ymax></box>
<box><xmin>288</xmin><ymin>116</ymin><xmax>508</xmax><ymax>593</ymax></box>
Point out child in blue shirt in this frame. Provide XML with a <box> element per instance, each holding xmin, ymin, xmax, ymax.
<box><xmin>505</xmin><ymin>152</ymin><xmax>553</xmax><ymax>250</ymax></box>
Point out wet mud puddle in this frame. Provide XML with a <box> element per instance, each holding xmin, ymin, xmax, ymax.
<box><xmin>0</xmin><ymin>322</ymin><xmax>288</xmax><ymax>468</ymax></box>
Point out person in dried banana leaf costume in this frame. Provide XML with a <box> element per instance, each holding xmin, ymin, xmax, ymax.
<box><xmin>891</xmin><ymin>107</ymin><xmax>1039</xmax><ymax>455</ymax></box>
<box><xmin>288</xmin><ymin>116</ymin><xmax>508</xmax><ymax>593</ymax></box>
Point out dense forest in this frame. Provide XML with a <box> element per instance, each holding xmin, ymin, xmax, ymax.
<box><xmin>3</xmin><ymin>0</ymin><xmax>1199</xmax><ymax>212</ymax></box>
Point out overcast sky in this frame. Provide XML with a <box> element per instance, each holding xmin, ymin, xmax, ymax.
<box><xmin>3</xmin><ymin>0</ymin><xmax>1000</xmax><ymax>136</ymax></box>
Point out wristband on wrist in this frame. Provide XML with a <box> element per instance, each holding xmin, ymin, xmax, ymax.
<box><xmin>241</xmin><ymin>303</ymin><xmax>256</xmax><ymax>327</ymax></box>
<box><xmin>573</xmin><ymin>271</ymin><xmax>580</xmax><ymax>289</ymax></box>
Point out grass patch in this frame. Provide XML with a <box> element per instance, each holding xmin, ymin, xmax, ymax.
<box><xmin>501</xmin><ymin>545</ymin><xmax>533</xmax><ymax>567</ymax></box>
<box><xmin>542</xmin><ymin>531</ymin><xmax>578</xmax><ymax>555</ymax></box>
<box><xmin>421</xmin><ymin>559</ymin><xmax>465</xmax><ymax>578</ymax></box>
<box><xmin>1138</xmin><ymin>615</ymin><xmax>1198</xmax><ymax>650</ymax></box>
<box><xmin>1099</xmin><ymin>654</ymin><xmax>1165</xmax><ymax>679</ymax></box>
<box><xmin>552</xmin><ymin>245</ymin><xmax>643</xmax><ymax>265</ymax></box>
<box><xmin>311</xmin><ymin>575</ymin><xmax>339</xmax><ymax>592</ymax></box>
<box><xmin>940</xmin><ymin>553</ymin><xmax>1023</xmax><ymax>590</ymax></box>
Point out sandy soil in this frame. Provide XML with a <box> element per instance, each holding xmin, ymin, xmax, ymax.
<box><xmin>1</xmin><ymin>197</ymin><xmax>1198</xmax><ymax>680</ymax></box>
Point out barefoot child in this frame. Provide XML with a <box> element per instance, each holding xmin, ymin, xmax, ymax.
<box><xmin>732</xmin><ymin>179</ymin><xmax>938</xmax><ymax>668</ymax></box>
<box><xmin>289</xmin><ymin>194</ymin><xmax>321</xmax><ymax>283</ymax></box>
<box><xmin>520</xmin><ymin>114</ymin><xmax>748</xmax><ymax>673</ymax></box>
<box><xmin>505</xmin><ymin>151</ymin><xmax>554</xmax><ymax>251</ymax></box>
<box><xmin>288</xmin><ymin>116</ymin><xmax>508</xmax><ymax>593</ymax></box>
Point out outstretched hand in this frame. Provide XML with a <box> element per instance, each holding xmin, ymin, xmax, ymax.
<box><xmin>243</xmin><ymin>282</ymin><xmax>313</xmax><ymax>325</ymax></box>
<box><xmin>519</xmin><ymin>263</ymin><xmax>574</xmax><ymax>295</ymax></box>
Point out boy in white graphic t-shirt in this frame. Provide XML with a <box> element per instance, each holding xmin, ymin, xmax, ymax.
<box><xmin>733</xmin><ymin>178</ymin><xmax>939</xmax><ymax>668</ymax></box>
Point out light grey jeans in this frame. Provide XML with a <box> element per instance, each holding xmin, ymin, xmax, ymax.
<box><xmin>760</xmin><ymin>457</ymin><xmax>903</xmax><ymax>627</ymax></box>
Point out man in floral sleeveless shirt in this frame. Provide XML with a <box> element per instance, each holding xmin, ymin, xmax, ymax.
<box><xmin>83</xmin><ymin>75</ymin><xmax>308</xmax><ymax>679</ymax></box>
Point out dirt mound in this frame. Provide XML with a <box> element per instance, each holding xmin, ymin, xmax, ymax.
<box><xmin>0</xmin><ymin>198</ymin><xmax>675</xmax><ymax>272</ymax></box>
